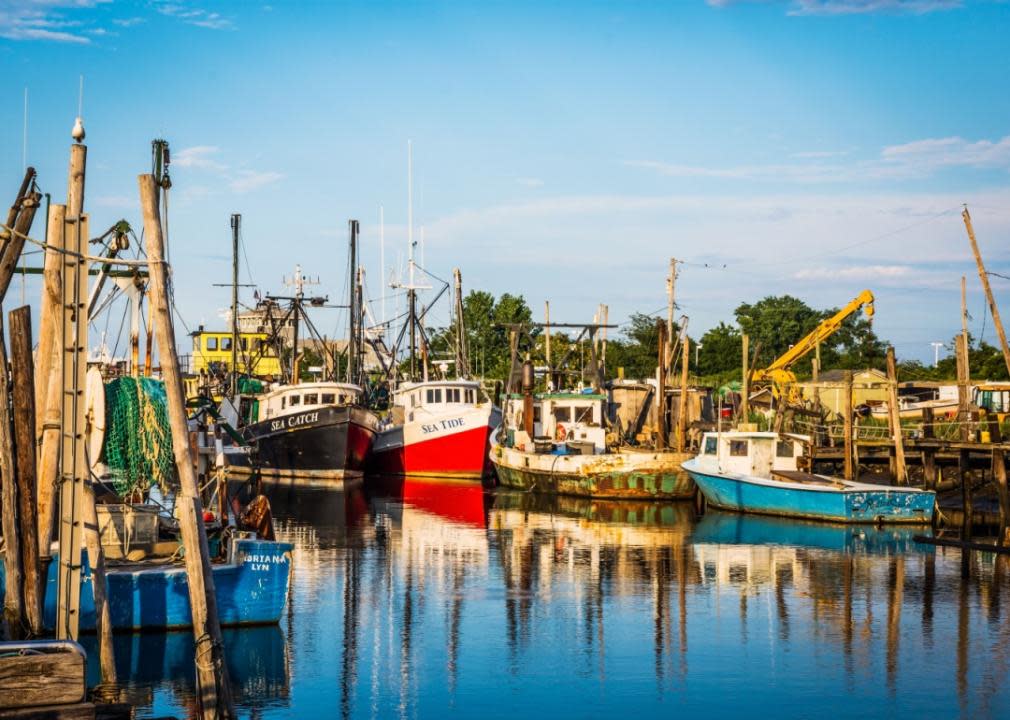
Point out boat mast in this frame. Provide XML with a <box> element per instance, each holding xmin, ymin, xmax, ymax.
<box><xmin>348</xmin><ymin>219</ymin><xmax>359</xmax><ymax>385</ymax></box>
<box><xmin>230</xmin><ymin>213</ymin><xmax>240</xmax><ymax>396</ymax></box>
<box><xmin>453</xmin><ymin>268</ymin><xmax>469</xmax><ymax>379</ymax></box>
<box><xmin>407</xmin><ymin>140</ymin><xmax>416</xmax><ymax>382</ymax></box>
<box><xmin>290</xmin><ymin>265</ymin><xmax>302</xmax><ymax>384</ymax></box>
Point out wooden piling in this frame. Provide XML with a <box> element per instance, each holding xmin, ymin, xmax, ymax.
<box><xmin>36</xmin><ymin>204</ymin><xmax>65</xmax><ymax>555</ymax></box>
<box><xmin>676</xmin><ymin>337</ymin><xmax>689</xmax><ymax>452</ymax></box>
<box><xmin>656</xmin><ymin>320</ymin><xmax>667</xmax><ymax>450</ymax></box>
<box><xmin>138</xmin><ymin>174</ymin><xmax>235</xmax><ymax>719</ymax></box>
<box><xmin>741</xmin><ymin>334</ymin><xmax>750</xmax><ymax>424</ymax></box>
<box><xmin>0</xmin><ymin>188</ymin><xmax>40</xmax><ymax>302</ymax></box>
<box><xmin>843</xmin><ymin>371</ymin><xmax>854</xmax><ymax>481</ymax></box>
<box><xmin>0</xmin><ymin>319</ymin><xmax>23</xmax><ymax>637</ymax></box>
<box><xmin>958</xmin><ymin>277</ymin><xmax>971</xmax><ymax>443</ymax></box>
<box><xmin>921</xmin><ymin>409</ymin><xmax>938</xmax><ymax>489</ymax></box>
<box><xmin>9</xmin><ymin>307</ymin><xmax>42</xmax><ymax>636</ymax></box>
<box><xmin>959</xmin><ymin>448</ymin><xmax>973</xmax><ymax>540</ymax></box>
<box><xmin>82</xmin><ymin>487</ymin><xmax>117</xmax><ymax>686</ymax></box>
<box><xmin>885</xmin><ymin>348</ymin><xmax>907</xmax><ymax>485</ymax></box>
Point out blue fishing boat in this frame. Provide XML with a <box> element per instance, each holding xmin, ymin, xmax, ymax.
<box><xmin>682</xmin><ymin>431</ymin><xmax>935</xmax><ymax>524</ymax></box>
<box><xmin>3</xmin><ymin>538</ymin><xmax>293</xmax><ymax>632</ymax></box>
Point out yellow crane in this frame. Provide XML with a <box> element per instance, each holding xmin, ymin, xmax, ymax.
<box><xmin>751</xmin><ymin>289</ymin><xmax>875</xmax><ymax>402</ymax></box>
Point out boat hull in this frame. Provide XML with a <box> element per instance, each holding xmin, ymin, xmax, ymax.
<box><xmin>683</xmin><ymin>460</ymin><xmax>935</xmax><ymax>524</ymax></box>
<box><xmin>1</xmin><ymin>539</ymin><xmax>294</xmax><ymax>632</ymax></box>
<box><xmin>491</xmin><ymin>443</ymin><xmax>694</xmax><ymax>500</ymax></box>
<box><xmin>369</xmin><ymin>406</ymin><xmax>500</xmax><ymax>480</ymax></box>
<box><xmin>244</xmin><ymin>404</ymin><xmax>378</xmax><ymax>484</ymax></box>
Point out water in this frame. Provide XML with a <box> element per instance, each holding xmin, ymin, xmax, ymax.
<box><xmin>84</xmin><ymin>478</ymin><xmax>1010</xmax><ymax>719</ymax></box>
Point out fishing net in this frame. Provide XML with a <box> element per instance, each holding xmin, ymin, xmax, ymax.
<box><xmin>103</xmin><ymin>377</ymin><xmax>176</xmax><ymax>496</ymax></box>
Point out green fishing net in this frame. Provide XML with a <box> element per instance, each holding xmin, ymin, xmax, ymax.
<box><xmin>103</xmin><ymin>377</ymin><xmax>175</xmax><ymax>495</ymax></box>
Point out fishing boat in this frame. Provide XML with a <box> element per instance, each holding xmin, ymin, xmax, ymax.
<box><xmin>491</xmin><ymin>388</ymin><xmax>694</xmax><ymax>500</ymax></box>
<box><xmin>1</xmin><ymin>537</ymin><xmax>293</xmax><ymax>632</ymax></box>
<box><xmin>682</xmin><ymin>431</ymin><xmax>935</xmax><ymax>524</ymax></box>
<box><xmin>243</xmin><ymin>381</ymin><xmax>379</xmax><ymax>483</ymax></box>
<box><xmin>369</xmin><ymin>379</ymin><xmax>500</xmax><ymax>479</ymax></box>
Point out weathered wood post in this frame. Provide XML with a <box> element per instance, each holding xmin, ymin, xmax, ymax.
<box><xmin>740</xmin><ymin>334</ymin><xmax>749</xmax><ymax>425</ymax></box>
<box><xmin>0</xmin><ymin>178</ymin><xmax>40</xmax><ymax>301</ymax></box>
<box><xmin>139</xmin><ymin>173</ymin><xmax>235</xmax><ymax>719</ymax></box>
<box><xmin>885</xmin><ymin>348</ymin><xmax>907</xmax><ymax>485</ymax></box>
<box><xmin>656</xmin><ymin>320</ymin><xmax>667</xmax><ymax>449</ymax></box>
<box><xmin>677</xmin><ymin>337</ymin><xmax>689</xmax><ymax>452</ymax></box>
<box><xmin>9</xmin><ymin>307</ymin><xmax>42</xmax><ymax>636</ymax></box>
<box><xmin>36</xmin><ymin>204</ymin><xmax>65</xmax><ymax>555</ymax></box>
<box><xmin>988</xmin><ymin>417</ymin><xmax>1009</xmax><ymax>545</ymax></box>
<box><xmin>959</xmin><ymin>448</ymin><xmax>973</xmax><ymax>540</ymax></box>
<box><xmin>82</xmin><ymin>488</ymin><xmax>117</xmax><ymax>686</ymax></box>
<box><xmin>922</xmin><ymin>407</ymin><xmax>937</xmax><ymax>490</ymax></box>
<box><xmin>0</xmin><ymin>321</ymin><xmax>23</xmax><ymax>638</ymax></box>
<box><xmin>958</xmin><ymin>277</ymin><xmax>971</xmax><ymax>443</ymax></box>
<box><xmin>843</xmin><ymin>371</ymin><xmax>854</xmax><ymax>481</ymax></box>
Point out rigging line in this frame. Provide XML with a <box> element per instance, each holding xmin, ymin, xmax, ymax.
<box><xmin>110</xmin><ymin>301</ymin><xmax>129</xmax><ymax>360</ymax></box>
<box><xmin>239</xmin><ymin>223</ymin><xmax>255</xmax><ymax>288</ymax></box>
<box><xmin>988</xmin><ymin>271</ymin><xmax>1010</xmax><ymax>282</ymax></box>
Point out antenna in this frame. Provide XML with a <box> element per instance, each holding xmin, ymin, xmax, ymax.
<box><xmin>380</xmin><ymin>204</ymin><xmax>385</xmax><ymax>324</ymax></box>
<box><xmin>407</xmin><ymin>139</ymin><xmax>414</xmax><ymax>288</ymax></box>
<box><xmin>22</xmin><ymin>87</ymin><xmax>27</xmax><ymax>172</ymax></box>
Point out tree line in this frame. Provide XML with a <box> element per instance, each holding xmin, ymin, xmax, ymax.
<box><xmin>422</xmin><ymin>290</ymin><xmax>1010</xmax><ymax>385</ymax></box>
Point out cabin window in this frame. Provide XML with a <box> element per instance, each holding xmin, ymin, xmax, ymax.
<box><xmin>281</xmin><ymin>397</ymin><xmax>286</xmax><ymax>410</ymax></box>
<box><xmin>411</xmin><ymin>394</ymin><xmax>417</xmax><ymax>408</ymax></box>
<box><xmin>574</xmin><ymin>405</ymin><xmax>594</xmax><ymax>424</ymax></box>
<box><xmin>339</xmin><ymin>395</ymin><xmax>348</xmax><ymax>404</ymax></box>
<box><xmin>776</xmin><ymin>440</ymin><xmax>794</xmax><ymax>458</ymax></box>
<box><xmin>704</xmin><ymin>436</ymin><xmax>717</xmax><ymax>455</ymax></box>
<box><xmin>206</xmin><ymin>337</ymin><xmax>218</xmax><ymax>351</ymax></box>
<box><xmin>240</xmin><ymin>337</ymin><xmax>249</xmax><ymax>351</ymax></box>
<box><xmin>426</xmin><ymin>389</ymin><xmax>443</xmax><ymax>403</ymax></box>
<box><xmin>447</xmin><ymin>388</ymin><xmax>461</xmax><ymax>403</ymax></box>
<box><xmin>533</xmin><ymin>406</ymin><xmax>542</xmax><ymax>423</ymax></box>
<box><xmin>729</xmin><ymin>440</ymin><xmax>749</xmax><ymax>457</ymax></box>
<box><xmin>303</xmin><ymin>393</ymin><xmax>319</xmax><ymax>405</ymax></box>
<box><xmin>289</xmin><ymin>395</ymin><xmax>301</xmax><ymax>407</ymax></box>
<box><xmin>553</xmin><ymin>407</ymin><xmax>571</xmax><ymax>423</ymax></box>
<box><xmin>221</xmin><ymin>337</ymin><xmax>232</xmax><ymax>351</ymax></box>
<box><xmin>321</xmin><ymin>393</ymin><xmax>335</xmax><ymax>404</ymax></box>
<box><xmin>465</xmin><ymin>389</ymin><xmax>474</xmax><ymax>403</ymax></box>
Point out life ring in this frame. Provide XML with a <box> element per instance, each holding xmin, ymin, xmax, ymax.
<box><xmin>555</xmin><ymin>423</ymin><xmax>567</xmax><ymax>442</ymax></box>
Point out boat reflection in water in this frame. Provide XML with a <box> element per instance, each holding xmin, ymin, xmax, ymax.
<box><xmin>121</xmin><ymin>477</ymin><xmax>1010</xmax><ymax>718</ymax></box>
<box><xmin>79</xmin><ymin>625</ymin><xmax>289</xmax><ymax>715</ymax></box>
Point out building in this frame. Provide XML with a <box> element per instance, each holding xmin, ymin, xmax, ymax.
<box><xmin>796</xmin><ymin>368</ymin><xmax>888</xmax><ymax>415</ymax></box>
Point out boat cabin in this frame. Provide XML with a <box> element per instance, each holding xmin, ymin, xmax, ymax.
<box><xmin>505</xmin><ymin>392</ymin><xmax>608</xmax><ymax>453</ymax></box>
<box><xmin>258</xmin><ymin>381</ymin><xmax>364</xmax><ymax>421</ymax></box>
<box><xmin>693</xmin><ymin>431</ymin><xmax>808</xmax><ymax>478</ymax></box>
<box><xmin>391</xmin><ymin>380</ymin><xmax>488</xmax><ymax>423</ymax></box>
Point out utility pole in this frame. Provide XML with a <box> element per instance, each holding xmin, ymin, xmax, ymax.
<box><xmin>964</xmin><ymin>206</ymin><xmax>1010</xmax><ymax>377</ymax></box>
<box><xmin>667</xmin><ymin>258</ymin><xmax>677</xmax><ymax>371</ymax></box>
<box><xmin>230</xmin><ymin>213</ymin><xmax>240</xmax><ymax>396</ymax></box>
<box><xmin>544</xmin><ymin>301</ymin><xmax>552</xmax><ymax>388</ymax></box>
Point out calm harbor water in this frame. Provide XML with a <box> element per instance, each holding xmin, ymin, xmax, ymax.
<box><xmin>84</xmin><ymin>478</ymin><xmax>1010</xmax><ymax>719</ymax></box>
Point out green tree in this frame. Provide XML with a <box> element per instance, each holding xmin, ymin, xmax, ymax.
<box><xmin>697</xmin><ymin>322</ymin><xmax>742</xmax><ymax>376</ymax></box>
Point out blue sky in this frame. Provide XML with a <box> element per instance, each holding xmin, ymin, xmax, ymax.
<box><xmin>1</xmin><ymin>0</ymin><xmax>1009</xmax><ymax>365</ymax></box>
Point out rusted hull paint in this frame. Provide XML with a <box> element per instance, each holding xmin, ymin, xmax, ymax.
<box><xmin>491</xmin><ymin>445</ymin><xmax>695</xmax><ymax>500</ymax></box>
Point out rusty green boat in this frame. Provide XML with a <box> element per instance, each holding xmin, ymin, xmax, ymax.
<box><xmin>491</xmin><ymin>441</ymin><xmax>694</xmax><ymax>499</ymax></box>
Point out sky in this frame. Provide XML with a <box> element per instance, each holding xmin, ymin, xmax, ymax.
<box><xmin>1</xmin><ymin>0</ymin><xmax>1009</xmax><ymax>366</ymax></box>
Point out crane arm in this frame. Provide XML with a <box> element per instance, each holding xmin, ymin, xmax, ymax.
<box><xmin>755</xmin><ymin>289</ymin><xmax>875</xmax><ymax>377</ymax></box>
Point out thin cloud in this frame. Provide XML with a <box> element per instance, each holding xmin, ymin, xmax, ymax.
<box><xmin>173</xmin><ymin>145</ymin><xmax>226</xmax><ymax>170</ymax></box>
<box><xmin>156</xmin><ymin>2</ymin><xmax>233</xmax><ymax>30</ymax></box>
<box><xmin>0</xmin><ymin>0</ymin><xmax>111</xmax><ymax>44</ymax></box>
<box><xmin>112</xmin><ymin>17</ymin><xmax>145</xmax><ymax>27</ymax></box>
<box><xmin>707</xmin><ymin>0</ymin><xmax>963</xmax><ymax>14</ymax></box>
<box><xmin>517</xmin><ymin>177</ymin><xmax>544</xmax><ymax>188</ymax></box>
<box><xmin>229</xmin><ymin>170</ymin><xmax>283</xmax><ymax>193</ymax></box>
<box><xmin>793</xmin><ymin>264</ymin><xmax>912</xmax><ymax>280</ymax></box>
<box><xmin>628</xmin><ymin>133</ymin><xmax>1010</xmax><ymax>184</ymax></box>
<box><xmin>173</xmin><ymin>146</ymin><xmax>282</xmax><ymax>193</ymax></box>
